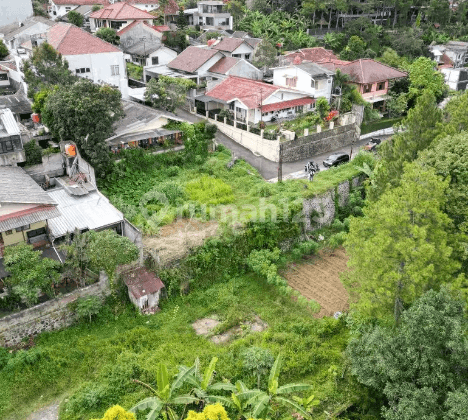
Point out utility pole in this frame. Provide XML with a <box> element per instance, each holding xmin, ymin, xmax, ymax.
<box><xmin>278</xmin><ymin>143</ymin><xmax>283</xmax><ymax>182</ymax></box>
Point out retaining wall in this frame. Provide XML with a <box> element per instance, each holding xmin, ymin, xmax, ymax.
<box><xmin>0</xmin><ymin>273</ymin><xmax>110</xmax><ymax>347</ymax></box>
<box><xmin>302</xmin><ymin>176</ymin><xmax>362</xmax><ymax>231</ymax></box>
<box><xmin>282</xmin><ymin>124</ymin><xmax>359</xmax><ymax>163</ymax></box>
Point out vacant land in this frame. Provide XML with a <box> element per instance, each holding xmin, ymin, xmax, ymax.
<box><xmin>284</xmin><ymin>247</ymin><xmax>349</xmax><ymax>317</ymax></box>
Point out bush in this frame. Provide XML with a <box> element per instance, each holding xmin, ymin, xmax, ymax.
<box><xmin>185</xmin><ymin>176</ymin><xmax>234</xmax><ymax>205</ymax></box>
<box><xmin>71</xmin><ymin>296</ymin><xmax>102</xmax><ymax>323</ymax></box>
<box><xmin>24</xmin><ymin>140</ymin><xmax>43</xmax><ymax>166</ymax></box>
<box><xmin>0</xmin><ymin>347</ymin><xmax>10</xmax><ymax>370</ymax></box>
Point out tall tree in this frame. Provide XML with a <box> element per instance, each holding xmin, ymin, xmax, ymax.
<box><xmin>95</xmin><ymin>28</ymin><xmax>120</xmax><ymax>45</ymax></box>
<box><xmin>347</xmin><ymin>289</ymin><xmax>468</xmax><ymax>420</ymax></box>
<box><xmin>23</xmin><ymin>42</ymin><xmax>78</xmax><ymax>98</ymax></box>
<box><xmin>0</xmin><ymin>40</ymin><xmax>8</xmax><ymax>60</ymax></box>
<box><xmin>407</xmin><ymin>56</ymin><xmax>447</xmax><ymax>103</ymax></box>
<box><xmin>42</xmin><ymin>79</ymin><xmax>124</xmax><ymax>175</ymax></box>
<box><xmin>145</xmin><ymin>76</ymin><xmax>196</xmax><ymax>112</ymax></box>
<box><xmin>251</xmin><ymin>39</ymin><xmax>278</xmax><ymax>69</ymax></box>
<box><xmin>68</xmin><ymin>10</ymin><xmax>84</xmax><ymax>27</ymax></box>
<box><xmin>345</xmin><ymin>162</ymin><xmax>459</xmax><ymax>322</ymax></box>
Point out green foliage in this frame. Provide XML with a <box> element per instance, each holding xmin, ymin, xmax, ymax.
<box><xmin>251</xmin><ymin>39</ymin><xmax>278</xmax><ymax>68</ymax></box>
<box><xmin>67</xmin><ymin>10</ymin><xmax>84</xmax><ymax>27</ymax></box>
<box><xmin>177</xmin><ymin>8</ymin><xmax>188</xmax><ymax>30</ymax></box>
<box><xmin>0</xmin><ymin>39</ymin><xmax>8</xmax><ymax>60</ymax></box>
<box><xmin>0</xmin><ymin>347</ymin><xmax>10</xmax><ymax>370</ymax></box>
<box><xmin>340</xmin><ymin>36</ymin><xmax>366</xmax><ymax>61</ymax></box>
<box><xmin>347</xmin><ymin>289</ymin><xmax>468</xmax><ymax>420</ymax></box>
<box><xmin>32</xmin><ymin>0</ymin><xmax>48</xmax><ymax>17</ymax></box>
<box><xmin>377</xmin><ymin>48</ymin><xmax>410</xmax><ymax>70</ymax></box>
<box><xmin>32</xmin><ymin>88</ymin><xmax>52</xmax><ymax>114</ymax></box>
<box><xmin>92</xmin><ymin>4</ymin><xmax>102</xmax><ymax>12</ymax></box>
<box><xmin>90</xmin><ymin>405</ymin><xmax>136</xmax><ymax>420</ymax></box>
<box><xmin>145</xmin><ymin>76</ymin><xmax>196</xmax><ymax>112</ymax></box>
<box><xmin>282</xmin><ymin>112</ymin><xmax>321</xmax><ymax>135</ymax></box>
<box><xmin>42</xmin><ymin>78</ymin><xmax>123</xmax><ymax>176</ymax></box>
<box><xmin>163</xmin><ymin>30</ymin><xmax>189</xmax><ymax>52</ymax></box>
<box><xmin>246</xmin><ymin>248</ymin><xmax>287</xmax><ymax>288</ymax></box>
<box><xmin>71</xmin><ymin>296</ymin><xmax>102</xmax><ymax>323</ymax></box>
<box><xmin>23</xmin><ymin>139</ymin><xmax>43</xmax><ymax>166</ymax></box>
<box><xmin>3</xmin><ymin>244</ymin><xmax>61</xmax><ymax>307</ymax></box>
<box><xmin>185</xmin><ymin>176</ymin><xmax>235</xmax><ymax>206</ymax></box>
<box><xmin>360</xmin><ymin>117</ymin><xmax>403</xmax><ymax>135</ymax></box>
<box><xmin>315</xmin><ymin>97</ymin><xmax>330</xmax><ymax>119</ymax></box>
<box><xmin>95</xmin><ymin>28</ymin><xmax>120</xmax><ymax>45</ymax></box>
<box><xmin>126</xmin><ymin>62</ymin><xmax>143</xmax><ymax>80</ymax></box>
<box><xmin>345</xmin><ymin>162</ymin><xmax>459</xmax><ymax>322</ymax></box>
<box><xmin>242</xmin><ymin>347</ymin><xmax>274</xmax><ymax>388</ymax></box>
<box><xmin>407</xmin><ymin>57</ymin><xmax>448</xmax><ymax>103</ymax></box>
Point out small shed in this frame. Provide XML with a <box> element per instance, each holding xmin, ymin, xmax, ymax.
<box><xmin>122</xmin><ymin>267</ymin><xmax>165</xmax><ymax>314</ymax></box>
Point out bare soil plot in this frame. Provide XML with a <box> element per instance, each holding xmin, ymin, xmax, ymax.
<box><xmin>143</xmin><ymin>219</ymin><xmax>219</xmax><ymax>266</ymax></box>
<box><xmin>283</xmin><ymin>247</ymin><xmax>349</xmax><ymax>318</ymax></box>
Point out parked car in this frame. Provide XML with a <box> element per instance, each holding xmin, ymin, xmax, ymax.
<box><xmin>363</xmin><ymin>137</ymin><xmax>381</xmax><ymax>152</ymax></box>
<box><xmin>323</xmin><ymin>152</ymin><xmax>350</xmax><ymax>167</ymax></box>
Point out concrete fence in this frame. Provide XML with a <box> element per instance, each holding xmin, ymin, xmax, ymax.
<box><xmin>0</xmin><ymin>273</ymin><xmax>111</xmax><ymax>347</ymax></box>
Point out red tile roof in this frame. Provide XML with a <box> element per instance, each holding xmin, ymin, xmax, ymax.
<box><xmin>154</xmin><ymin>25</ymin><xmax>170</xmax><ymax>32</ymax></box>
<box><xmin>90</xmin><ymin>2</ymin><xmax>154</xmax><ymax>20</ymax></box>
<box><xmin>208</xmin><ymin>56</ymin><xmax>239</xmax><ymax>74</ymax></box>
<box><xmin>283</xmin><ymin>47</ymin><xmax>339</xmax><ymax>64</ymax></box>
<box><xmin>47</xmin><ymin>22</ymin><xmax>121</xmax><ymax>55</ymax></box>
<box><xmin>51</xmin><ymin>0</ymin><xmax>109</xmax><ymax>5</ymax></box>
<box><xmin>212</xmin><ymin>37</ymin><xmax>246</xmax><ymax>53</ymax></box>
<box><xmin>117</xmin><ymin>20</ymin><xmax>158</xmax><ymax>36</ymax></box>
<box><xmin>262</xmin><ymin>97</ymin><xmax>315</xmax><ymax>113</ymax></box>
<box><xmin>168</xmin><ymin>46</ymin><xmax>220</xmax><ymax>73</ymax></box>
<box><xmin>205</xmin><ymin>76</ymin><xmax>282</xmax><ymax>109</ymax></box>
<box><xmin>123</xmin><ymin>267</ymin><xmax>165</xmax><ymax>299</ymax></box>
<box><xmin>126</xmin><ymin>0</ymin><xmax>179</xmax><ymax>14</ymax></box>
<box><xmin>439</xmin><ymin>53</ymin><xmax>454</xmax><ymax>68</ymax></box>
<box><xmin>336</xmin><ymin>59</ymin><xmax>407</xmax><ymax>84</ymax></box>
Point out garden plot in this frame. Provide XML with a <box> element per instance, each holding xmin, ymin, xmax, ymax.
<box><xmin>143</xmin><ymin>219</ymin><xmax>219</xmax><ymax>265</ymax></box>
<box><xmin>284</xmin><ymin>248</ymin><xmax>349</xmax><ymax>318</ymax></box>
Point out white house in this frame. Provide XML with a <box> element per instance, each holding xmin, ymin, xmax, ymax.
<box><xmin>272</xmin><ymin>62</ymin><xmax>335</xmax><ymax>102</ymax></box>
<box><xmin>125</xmin><ymin>0</ymin><xmax>179</xmax><ymax>22</ymax></box>
<box><xmin>201</xmin><ymin>76</ymin><xmax>315</xmax><ymax>124</ymax></box>
<box><xmin>0</xmin><ymin>16</ymin><xmax>56</xmax><ymax>52</ymax></box>
<box><xmin>0</xmin><ymin>0</ymin><xmax>33</xmax><ymax>27</ymax></box>
<box><xmin>211</xmin><ymin>37</ymin><xmax>255</xmax><ymax>61</ymax></box>
<box><xmin>45</xmin><ymin>23</ymin><xmax>129</xmax><ymax>98</ymax></box>
<box><xmin>184</xmin><ymin>1</ymin><xmax>233</xmax><ymax>31</ymax></box>
<box><xmin>89</xmin><ymin>2</ymin><xmax>154</xmax><ymax>33</ymax></box>
<box><xmin>48</xmin><ymin>0</ymin><xmax>109</xmax><ymax>19</ymax></box>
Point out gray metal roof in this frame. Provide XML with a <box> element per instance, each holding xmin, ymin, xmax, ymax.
<box><xmin>295</xmin><ymin>62</ymin><xmax>335</xmax><ymax>78</ymax></box>
<box><xmin>0</xmin><ymin>16</ymin><xmax>55</xmax><ymax>41</ymax></box>
<box><xmin>107</xmin><ymin>128</ymin><xmax>180</xmax><ymax>145</ymax></box>
<box><xmin>0</xmin><ymin>93</ymin><xmax>32</xmax><ymax>115</ymax></box>
<box><xmin>125</xmin><ymin>40</ymin><xmax>162</xmax><ymax>56</ymax></box>
<box><xmin>0</xmin><ymin>206</ymin><xmax>61</xmax><ymax>232</ymax></box>
<box><xmin>0</xmin><ymin>166</ymin><xmax>57</xmax><ymax>205</ymax></box>
<box><xmin>0</xmin><ymin>108</ymin><xmax>20</xmax><ymax>138</ymax></box>
<box><xmin>47</xmin><ymin>188</ymin><xmax>124</xmax><ymax>239</ymax></box>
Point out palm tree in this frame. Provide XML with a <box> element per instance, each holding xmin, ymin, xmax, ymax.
<box><xmin>130</xmin><ymin>362</ymin><xmax>198</xmax><ymax>420</ymax></box>
<box><xmin>237</xmin><ymin>355</ymin><xmax>313</xmax><ymax>419</ymax></box>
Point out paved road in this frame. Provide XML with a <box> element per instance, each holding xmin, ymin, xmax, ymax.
<box><xmin>174</xmin><ymin>108</ymin><xmax>387</xmax><ymax>181</ymax></box>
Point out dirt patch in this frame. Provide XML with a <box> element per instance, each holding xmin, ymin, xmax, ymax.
<box><xmin>143</xmin><ymin>219</ymin><xmax>219</xmax><ymax>266</ymax></box>
<box><xmin>210</xmin><ymin>315</ymin><xmax>268</xmax><ymax>344</ymax></box>
<box><xmin>25</xmin><ymin>401</ymin><xmax>60</xmax><ymax>420</ymax></box>
<box><xmin>283</xmin><ymin>247</ymin><xmax>349</xmax><ymax>318</ymax></box>
<box><xmin>192</xmin><ymin>318</ymin><xmax>221</xmax><ymax>335</ymax></box>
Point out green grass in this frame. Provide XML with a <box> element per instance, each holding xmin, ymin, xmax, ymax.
<box><xmin>0</xmin><ymin>274</ymin><xmax>360</xmax><ymax>420</ymax></box>
<box><xmin>126</xmin><ymin>62</ymin><xmax>143</xmax><ymax>81</ymax></box>
<box><xmin>100</xmin><ymin>147</ymin><xmax>370</xmax><ymax>234</ymax></box>
<box><xmin>360</xmin><ymin>117</ymin><xmax>404</xmax><ymax>135</ymax></box>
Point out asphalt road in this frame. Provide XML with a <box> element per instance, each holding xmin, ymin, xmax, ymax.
<box><xmin>174</xmin><ymin>108</ymin><xmax>387</xmax><ymax>181</ymax></box>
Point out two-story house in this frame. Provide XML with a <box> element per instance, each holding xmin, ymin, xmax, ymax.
<box><xmin>89</xmin><ymin>2</ymin><xmax>154</xmax><ymax>33</ymax></box>
<box><xmin>48</xmin><ymin>0</ymin><xmax>109</xmax><ymax>19</ymax></box>
<box><xmin>211</xmin><ymin>38</ymin><xmax>255</xmax><ymax>61</ymax></box>
<box><xmin>201</xmin><ymin>76</ymin><xmax>315</xmax><ymax>124</ymax></box>
<box><xmin>184</xmin><ymin>1</ymin><xmax>233</xmax><ymax>31</ymax></box>
<box><xmin>272</xmin><ymin>62</ymin><xmax>335</xmax><ymax>102</ymax></box>
<box><xmin>38</xmin><ymin>23</ymin><xmax>129</xmax><ymax>98</ymax></box>
<box><xmin>429</xmin><ymin>41</ymin><xmax>468</xmax><ymax>68</ymax></box>
<box><xmin>0</xmin><ymin>109</ymin><xmax>25</xmax><ymax>166</ymax></box>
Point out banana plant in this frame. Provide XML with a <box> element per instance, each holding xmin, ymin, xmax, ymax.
<box><xmin>180</xmin><ymin>357</ymin><xmax>238</xmax><ymax>402</ymax></box>
<box><xmin>210</xmin><ymin>380</ymin><xmax>256</xmax><ymax>419</ymax></box>
<box><xmin>237</xmin><ymin>355</ymin><xmax>313</xmax><ymax>420</ymax></box>
<box><xmin>130</xmin><ymin>362</ymin><xmax>198</xmax><ymax>420</ymax></box>
<box><xmin>292</xmin><ymin>394</ymin><xmax>321</xmax><ymax>414</ymax></box>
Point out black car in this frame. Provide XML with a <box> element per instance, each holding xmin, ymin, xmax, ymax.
<box><xmin>323</xmin><ymin>152</ymin><xmax>350</xmax><ymax>168</ymax></box>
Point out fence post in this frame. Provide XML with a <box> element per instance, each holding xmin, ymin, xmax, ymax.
<box><xmin>205</xmin><ymin>111</ymin><xmax>209</xmax><ymax>119</ymax></box>
<box><xmin>215</xmin><ymin>114</ymin><xmax>218</xmax><ymax>122</ymax></box>
<box><xmin>224</xmin><ymin>117</ymin><xmax>227</xmax><ymax>125</ymax></box>
<box><xmin>247</xmin><ymin>124</ymin><xmax>250</xmax><ymax>132</ymax></box>
<box><xmin>261</xmin><ymin>129</ymin><xmax>264</xmax><ymax>139</ymax></box>
<box><xmin>317</xmin><ymin>125</ymin><xmax>321</xmax><ymax>133</ymax></box>
<box><xmin>234</xmin><ymin>120</ymin><xmax>237</xmax><ymax>128</ymax></box>
<box><xmin>304</xmin><ymin>128</ymin><xmax>309</xmax><ymax>136</ymax></box>
<box><xmin>329</xmin><ymin>121</ymin><xmax>334</xmax><ymax>129</ymax></box>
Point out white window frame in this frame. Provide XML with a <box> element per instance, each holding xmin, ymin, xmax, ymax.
<box><xmin>111</xmin><ymin>65</ymin><xmax>120</xmax><ymax>76</ymax></box>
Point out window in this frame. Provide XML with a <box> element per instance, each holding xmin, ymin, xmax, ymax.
<box><xmin>0</xmin><ymin>73</ymin><xmax>8</xmax><ymax>81</ymax></box>
<box><xmin>111</xmin><ymin>65</ymin><xmax>120</xmax><ymax>76</ymax></box>
<box><xmin>16</xmin><ymin>224</ymin><xmax>30</xmax><ymax>232</ymax></box>
<box><xmin>280</xmin><ymin>93</ymin><xmax>284</xmax><ymax>100</ymax></box>
<box><xmin>232</xmin><ymin>54</ymin><xmax>241</xmax><ymax>58</ymax></box>
<box><xmin>285</xmin><ymin>77</ymin><xmax>297</xmax><ymax>87</ymax></box>
<box><xmin>152</xmin><ymin>56</ymin><xmax>159</xmax><ymax>65</ymax></box>
<box><xmin>363</xmin><ymin>84</ymin><xmax>372</xmax><ymax>93</ymax></box>
<box><xmin>229</xmin><ymin>102</ymin><xmax>235</xmax><ymax>110</ymax></box>
<box><xmin>75</xmin><ymin>68</ymin><xmax>90</xmax><ymax>74</ymax></box>
<box><xmin>311</xmin><ymin>79</ymin><xmax>315</xmax><ymax>88</ymax></box>
<box><xmin>27</xmin><ymin>227</ymin><xmax>46</xmax><ymax>239</ymax></box>
<box><xmin>65</xmin><ymin>6</ymin><xmax>71</xmax><ymax>11</ymax></box>
<box><xmin>377</xmin><ymin>81</ymin><xmax>386</xmax><ymax>91</ymax></box>
<box><xmin>245</xmin><ymin>54</ymin><xmax>250</xmax><ymax>60</ymax></box>
<box><xmin>4</xmin><ymin>230</ymin><xmax>12</xmax><ymax>235</ymax></box>
<box><xmin>0</xmin><ymin>140</ymin><xmax>13</xmax><ymax>153</ymax></box>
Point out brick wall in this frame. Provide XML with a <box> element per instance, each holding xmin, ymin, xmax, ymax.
<box><xmin>281</xmin><ymin>123</ymin><xmax>359</xmax><ymax>163</ymax></box>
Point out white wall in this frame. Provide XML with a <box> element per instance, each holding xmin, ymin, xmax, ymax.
<box><xmin>197</xmin><ymin>52</ymin><xmax>225</xmax><ymax>80</ymax></box>
<box><xmin>0</xmin><ymin>0</ymin><xmax>33</xmax><ymax>26</ymax></box>
<box><xmin>146</xmin><ymin>47</ymin><xmax>177</xmax><ymax>67</ymax></box>
<box><xmin>64</xmin><ymin>51</ymin><xmax>129</xmax><ymax>98</ymax></box>
<box><xmin>227</xmin><ymin>60</ymin><xmax>262</xmax><ymax>80</ymax></box>
<box><xmin>262</xmin><ymin>89</ymin><xmax>307</xmax><ymax>105</ymax></box>
<box><xmin>49</xmin><ymin>2</ymin><xmax>76</xmax><ymax>19</ymax></box>
<box><xmin>230</xmin><ymin>43</ymin><xmax>254</xmax><ymax>60</ymax></box>
<box><xmin>131</xmin><ymin>3</ymin><xmax>160</xmax><ymax>12</ymax></box>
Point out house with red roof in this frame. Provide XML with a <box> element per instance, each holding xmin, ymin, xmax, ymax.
<box><xmin>43</xmin><ymin>23</ymin><xmax>128</xmax><ymax>97</ymax></box>
<box><xmin>200</xmin><ymin>76</ymin><xmax>315</xmax><ymax>124</ymax></box>
<box><xmin>48</xmin><ymin>0</ymin><xmax>109</xmax><ymax>19</ymax></box>
<box><xmin>207</xmin><ymin>57</ymin><xmax>263</xmax><ymax>80</ymax></box>
<box><xmin>281</xmin><ymin>47</ymin><xmax>340</xmax><ymax>66</ymax></box>
<box><xmin>89</xmin><ymin>2</ymin><xmax>154</xmax><ymax>33</ymax></box>
<box><xmin>211</xmin><ymin>37</ymin><xmax>255</xmax><ymax>61</ymax></box>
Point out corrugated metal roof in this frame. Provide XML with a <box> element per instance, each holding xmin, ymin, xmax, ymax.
<box><xmin>0</xmin><ymin>166</ymin><xmax>58</xmax><ymax>205</ymax></box>
<box><xmin>0</xmin><ymin>109</ymin><xmax>20</xmax><ymax>136</ymax></box>
<box><xmin>47</xmin><ymin>189</ymin><xmax>124</xmax><ymax>239</ymax></box>
<box><xmin>0</xmin><ymin>207</ymin><xmax>61</xmax><ymax>231</ymax></box>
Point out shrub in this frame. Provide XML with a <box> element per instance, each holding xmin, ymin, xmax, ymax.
<box><xmin>24</xmin><ymin>139</ymin><xmax>43</xmax><ymax>166</ymax></box>
<box><xmin>71</xmin><ymin>296</ymin><xmax>102</xmax><ymax>323</ymax></box>
<box><xmin>185</xmin><ymin>176</ymin><xmax>234</xmax><ymax>205</ymax></box>
<box><xmin>0</xmin><ymin>347</ymin><xmax>10</xmax><ymax>370</ymax></box>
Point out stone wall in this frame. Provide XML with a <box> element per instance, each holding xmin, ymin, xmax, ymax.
<box><xmin>281</xmin><ymin>123</ymin><xmax>359</xmax><ymax>163</ymax></box>
<box><xmin>0</xmin><ymin>273</ymin><xmax>110</xmax><ymax>347</ymax></box>
<box><xmin>123</xmin><ymin>218</ymin><xmax>144</xmax><ymax>264</ymax></box>
<box><xmin>302</xmin><ymin>176</ymin><xmax>362</xmax><ymax>231</ymax></box>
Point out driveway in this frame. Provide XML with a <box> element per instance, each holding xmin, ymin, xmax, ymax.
<box><xmin>174</xmin><ymin>108</ymin><xmax>387</xmax><ymax>181</ymax></box>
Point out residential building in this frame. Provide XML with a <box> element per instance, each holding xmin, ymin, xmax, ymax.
<box><xmin>0</xmin><ymin>16</ymin><xmax>55</xmax><ymax>51</ymax></box>
<box><xmin>106</xmin><ymin>100</ymin><xmax>185</xmax><ymax>152</ymax></box>
<box><xmin>144</xmin><ymin>46</ymin><xmax>225</xmax><ymax>83</ymax></box>
<box><xmin>211</xmin><ymin>37</ymin><xmax>255</xmax><ymax>60</ymax></box>
<box><xmin>48</xmin><ymin>0</ymin><xmax>109</xmax><ymax>19</ymax></box>
<box><xmin>42</xmin><ymin>23</ymin><xmax>129</xmax><ymax>98</ymax></box>
<box><xmin>0</xmin><ymin>93</ymin><xmax>32</xmax><ymax>122</ymax></box>
<box><xmin>429</xmin><ymin>41</ymin><xmax>468</xmax><ymax>68</ymax></box>
<box><xmin>89</xmin><ymin>2</ymin><xmax>154</xmax><ymax>33</ymax></box>
<box><xmin>200</xmin><ymin>76</ymin><xmax>315</xmax><ymax>124</ymax></box>
<box><xmin>281</xmin><ymin>47</ymin><xmax>340</xmax><ymax>65</ymax></box>
<box><xmin>184</xmin><ymin>1</ymin><xmax>233</xmax><ymax>31</ymax></box>
<box><xmin>441</xmin><ymin>67</ymin><xmax>468</xmax><ymax>91</ymax></box>
<box><xmin>0</xmin><ymin>0</ymin><xmax>33</xmax><ymax>27</ymax></box>
<box><xmin>207</xmin><ymin>57</ymin><xmax>263</xmax><ymax>80</ymax></box>
<box><xmin>125</xmin><ymin>0</ymin><xmax>179</xmax><ymax>22</ymax></box>
<box><xmin>0</xmin><ymin>166</ymin><xmax>60</xmax><ymax>256</ymax></box>
<box><xmin>272</xmin><ymin>62</ymin><xmax>335</xmax><ymax>102</ymax></box>
<box><xmin>0</xmin><ymin>109</ymin><xmax>26</xmax><ymax>166</ymax></box>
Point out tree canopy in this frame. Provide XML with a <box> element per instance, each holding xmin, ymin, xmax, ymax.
<box><xmin>0</xmin><ymin>40</ymin><xmax>8</xmax><ymax>60</ymax></box>
<box><xmin>145</xmin><ymin>76</ymin><xmax>196</xmax><ymax>112</ymax></box>
<box><xmin>67</xmin><ymin>10</ymin><xmax>84</xmax><ymax>27</ymax></box>
<box><xmin>95</xmin><ymin>28</ymin><xmax>120</xmax><ymax>45</ymax></box>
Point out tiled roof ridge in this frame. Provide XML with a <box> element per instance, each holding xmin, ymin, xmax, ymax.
<box><xmin>0</xmin><ymin>205</ymin><xmax>57</xmax><ymax>222</ymax></box>
<box><xmin>55</xmin><ymin>23</ymin><xmax>72</xmax><ymax>53</ymax></box>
